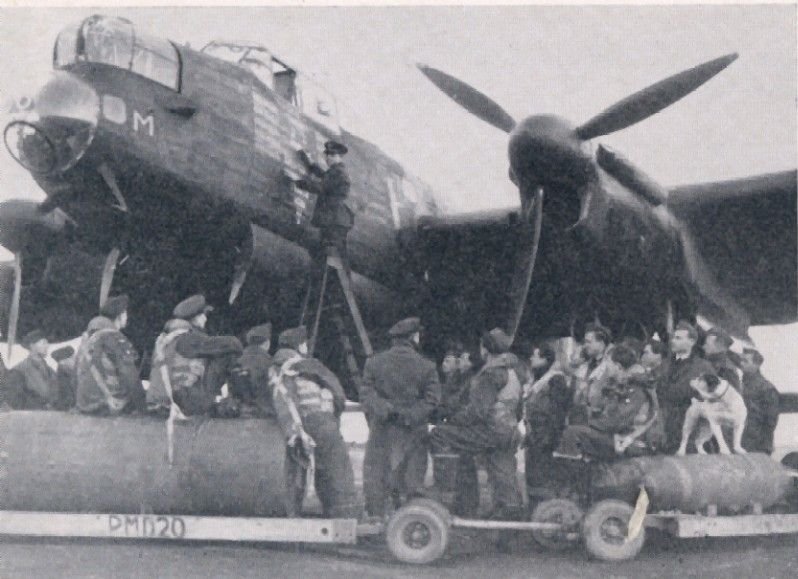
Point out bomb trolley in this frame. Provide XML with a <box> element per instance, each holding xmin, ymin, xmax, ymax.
<box><xmin>383</xmin><ymin>452</ymin><xmax>798</xmax><ymax>564</ymax></box>
<box><xmin>2</xmin><ymin>412</ymin><xmax>797</xmax><ymax>564</ymax></box>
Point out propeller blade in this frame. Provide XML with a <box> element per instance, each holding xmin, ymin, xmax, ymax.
<box><xmin>99</xmin><ymin>247</ymin><xmax>121</xmax><ymax>309</ymax></box>
<box><xmin>7</xmin><ymin>253</ymin><xmax>22</xmax><ymax>359</ymax></box>
<box><xmin>576</xmin><ymin>53</ymin><xmax>738</xmax><ymax>140</ymax></box>
<box><xmin>504</xmin><ymin>187</ymin><xmax>544</xmax><ymax>340</ymax></box>
<box><xmin>228</xmin><ymin>262</ymin><xmax>250</xmax><ymax>305</ymax></box>
<box><xmin>417</xmin><ymin>64</ymin><xmax>517</xmax><ymax>133</ymax></box>
<box><xmin>229</xmin><ymin>225</ymin><xmax>255</xmax><ymax>305</ymax></box>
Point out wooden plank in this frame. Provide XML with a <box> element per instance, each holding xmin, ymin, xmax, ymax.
<box><xmin>651</xmin><ymin>513</ymin><xmax>798</xmax><ymax>538</ymax></box>
<box><xmin>0</xmin><ymin>511</ymin><xmax>358</xmax><ymax>544</ymax></box>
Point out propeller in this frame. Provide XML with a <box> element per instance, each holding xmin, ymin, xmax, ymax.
<box><xmin>419</xmin><ymin>54</ymin><xmax>737</xmax><ymax>143</ymax></box>
<box><xmin>418</xmin><ymin>54</ymin><xmax>739</xmax><ymax>342</ymax></box>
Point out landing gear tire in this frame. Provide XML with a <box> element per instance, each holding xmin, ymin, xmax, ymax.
<box><xmin>530</xmin><ymin>498</ymin><xmax>583</xmax><ymax>551</ymax></box>
<box><xmin>583</xmin><ymin>499</ymin><xmax>645</xmax><ymax>562</ymax></box>
<box><xmin>386</xmin><ymin>503</ymin><xmax>450</xmax><ymax>565</ymax></box>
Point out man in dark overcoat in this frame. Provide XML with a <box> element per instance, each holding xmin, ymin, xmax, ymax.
<box><xmin>430</xmin><ymin>328</ymin><xmax>525</xmax><ymax>519</ymax></box>
<box><xmin>659</xmin><ymin>321</ymin><xmax>715</xmax><ymax>452</ymax></box>
<box><xmin>702</xmin><ymin>327</ymin><xmax>741</xmax><ymax>390</ymax></box>
<box><xmin>75</xmin><ymin>294</ymin><xmax>145</xmax><ymax>415</ymax></box>
<box><xmin>298</xmin><ymin>140</ymin><xmax>355</xmax><ymax>264</ymax></box>
<box><xmin>230</xmin><ymin>322</ymin><xmax>274</xmax><ymax>417</ymax></box>
<box><xmin>739</xmin><ymin>348</ymin><xmax>780</xmax><ymax>454</ymax></box>
<box><xmin>5</xmin><ymin>329</ymin><xmax>58</xmax><ymax>409</ymax></box>
<box><xmin>359</xmin><ymin>317</ymin><xmax>440</xmax><ymax>517</ymax></box>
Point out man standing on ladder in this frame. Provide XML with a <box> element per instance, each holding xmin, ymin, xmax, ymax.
<box><xmin>297</xmin><ymin>140</ymin><xmax>355</xmax><ymax>270</ymax></box>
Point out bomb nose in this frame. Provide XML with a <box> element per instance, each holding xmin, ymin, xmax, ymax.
<box><xmin>3</xmin><ymin>71</ymin><xmax>99</xmax><ymax>174</ymax></box>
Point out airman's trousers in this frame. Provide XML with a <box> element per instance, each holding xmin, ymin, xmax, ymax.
<box><xmin>363</xmin><ymin>423</ymin><xmax>428</xmax><ymax>516</ymax></box>
<box><xmin>284</xmin><ymin>412</ymin><xmax>360</xmax><ymax>518</ymax></box>
<box><xmin>430</xmin><ymin>423</ymin><xmax>522</xmax><ymax>513</ymax></box>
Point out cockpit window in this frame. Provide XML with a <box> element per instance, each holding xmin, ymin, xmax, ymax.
<box><xmin>82</xmin><ymin>16</ymin><xmax>134</xmax><ymax>69</ymax></box>
<box><xmin>200</xmin><ymin>40</ymin><xmax>339</xmax><ymax>133</ymax></box>
<box><xmin>131</xmin><ymin>36</ymin><xmax>180</xmax><ymax>91</ymax></box>
<box><xmin>201</xmin><ymin>41</ymin><xmax>274</xmax><ymax>89</ymax></box>
<box><xmin>54</xmin><ymin>16</ymin><xmax>180</xmax><ymax>91</ymax></box>
<box><xmin>272</xmin><ymin>59</ymin><xmax>297</xmax><ymax>105</ymax></box>
<box><xmin>54</xmin><ymin>22</ymin><xmax>82</xmax><ymax>68</ymax></box>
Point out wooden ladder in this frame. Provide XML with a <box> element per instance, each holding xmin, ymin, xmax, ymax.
<box><xmin>299</xmin><ymin>249</ymin><xmax>373</xmax><ymax>379</ymax></box>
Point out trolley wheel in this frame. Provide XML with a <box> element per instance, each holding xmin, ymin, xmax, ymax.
<box><xmin>530</xmin><ymin>498</ymin><xmax>584</xmax><ymax>551</ymax></box>
<box><xmin>404</xmin><ymin>497</ymin><xmax>452</xmax><ymax>524</ymax></box>
<box><xmin>583</xmin><ymin>499</ymin><xmax>645</xmax><ymax>562</ymax></box>
<box><xmin>386</xmin><ymin>503</ymin><xmax>450</xmax><ymax>565</ymax></box>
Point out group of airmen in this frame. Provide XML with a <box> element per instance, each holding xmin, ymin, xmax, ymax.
<box><xmin>0</xmin><ymin>289</ymin><xmax>783</xmax><ymax>523</ymax></box>
<box><xmin>1</xmin><ymin>291</ymin><xmax>784</xmax><ymax>522</ymax></box>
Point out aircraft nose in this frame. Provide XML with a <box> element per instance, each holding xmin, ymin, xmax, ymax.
<box><xmin>3</xmin><ymin>71</ymin><xmax>99</xmax><ymax>174</ymax></box>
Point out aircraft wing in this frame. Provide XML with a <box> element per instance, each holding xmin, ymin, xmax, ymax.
<box><xmin>413</xmin><ymin>207</ymin><xmax>555</xmax><ymax>346</ymax></box>
<box><xmin>668</xmin><ymin>170</ymin><xmax>797</xmax><ymax>328</ymax></box>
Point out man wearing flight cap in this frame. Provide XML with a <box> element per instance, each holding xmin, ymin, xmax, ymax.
<box><xmin>297</xmin><ymin>140</ymin><xmax>356</xmax><ymax>265</ymax></box>
<box><xmin>430</xmin><ymin>327</ymin><xmax>525</xmax><ymax>520</ymax></box>
<box><xmin>229</xmin><ymin>322</ymin><xmax>274</xmax><ymax>417</ymax></box>
<box><xmin>359</xmin><ymin>316</ymin><xmax>441</xmax><ymax>517</ymax></box>
<box><xmin>269</xmin><ymin>325</ymin><xmax>358</xmax><ymax>518</ymax></box>
<box><xmin>76</xmin><ymin>294</ymin><xmax>145</xmax><ymax>414</ymax></box>
<box><xmin>147</xmin><ymin>294</ymin><xmax>242</xmax><ymax>417</ymax></box>
<box><xmin>4</xmin><ymin>329</ymin><xmax>58</xmax><ymax>409</ymax></box>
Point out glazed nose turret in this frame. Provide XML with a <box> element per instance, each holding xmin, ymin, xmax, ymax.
<box><xmin>4</xmin><ymin>71</ymin><xmax>99</xmax><ymax>175</ymax></box>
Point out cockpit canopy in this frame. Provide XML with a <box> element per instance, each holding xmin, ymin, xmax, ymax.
<box><xmin>201</xmin><ymin>40</ymin><xmax>340</xmax><ymax>133</ymax></box>
<box><xmin>54</xmin><ymin>15</ymin><xmax>180</xmax><ymax>91</ymax></box>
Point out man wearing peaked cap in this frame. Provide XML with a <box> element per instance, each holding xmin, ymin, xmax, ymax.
<box><xmin>387</xmin><ymin>317</ymin><xmax>423</xmax><ymax>338</ymax></box>
<box><xmin>278</xmin><ymin>326</ymin><xmax>309</xmax><ymax>352</ymax></box>
<box><xmin>76</xmin><ymin>293</ymin><xmax>144</xmax><ymax>415</ymax></box>
<box><xmin>229</xmin><ymin>322</ymin><xmax>273</xmax><ymax>418</ymax></box>
<box><xmin>5</xmin><ymin>328</ymin><xmax>57</xmax><ymax>409</ymax></box>
<box><xmin>246</xmin><ymin>323</ymin><xmax>272</xmax><ymax>347</ymax></box>
<box><xmin>297</xmin><ymin>137</ymin><xmax>355</xmax><ymax>268</ymax></box>
<box><xmin>324</xmin><ymin>140</ymin><xmax>348</xmax><ymax>156</ymax></box>
<box><xmin>359</xmin><ymin>316</ymin><xmax>440</xmax><ymax>517</ymax></box>
<box><xmin>172</xmin><ymin>294</ymin><xmax>213</xmax><ymax>321</ymax></box>
<box><xmin>147</xmin><ymin>294</ymin><xmax>241</xmax><ymax>418</ymax></box>
<box><xmin>269</xmin><ymin>325</ymin><xmax>357</xmax><ymax>517</ymax></box>
<box><xmin>429</xmin><ymin>327</ymin><xmax>526</xmax><ymax>520</ymax></box>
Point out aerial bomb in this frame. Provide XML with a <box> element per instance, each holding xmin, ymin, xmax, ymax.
<box><xmin>1</xmin><ymin>411</ymin><xmax>291</xmax><ymax>516</ymax></box>
<box><xmin>591</xmin><ymin>456</ymin><xmax>663</xmax><ymax>503</ymax></box>
<box><xmin>641</xmin><ymin>453</ymin><xmax>795</xmax><ymax>513</ymax></box>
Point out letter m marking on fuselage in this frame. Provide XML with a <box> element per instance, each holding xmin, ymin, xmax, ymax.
<box><xmin>133</xmin><ymin>111</ymin><xmax>155</xmax><ymax>137</ymax></box>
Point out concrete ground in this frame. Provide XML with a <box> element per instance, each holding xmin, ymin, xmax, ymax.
<box><xmin>2</xmin><ymin>531</ymin><xmax>796</xmax><ymax>578</ymax></box>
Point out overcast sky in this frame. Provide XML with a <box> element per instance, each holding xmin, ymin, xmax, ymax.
<box><xmin>0</xmin><ymin>5</ymin><xmax>796</xmax><ymax>390</ymax></box>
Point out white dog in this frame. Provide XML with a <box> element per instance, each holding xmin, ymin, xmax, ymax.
<box><xmin>676</xmin><ymin>373</ymin><xmax>747</xmax><ymax>456</ymax></box>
